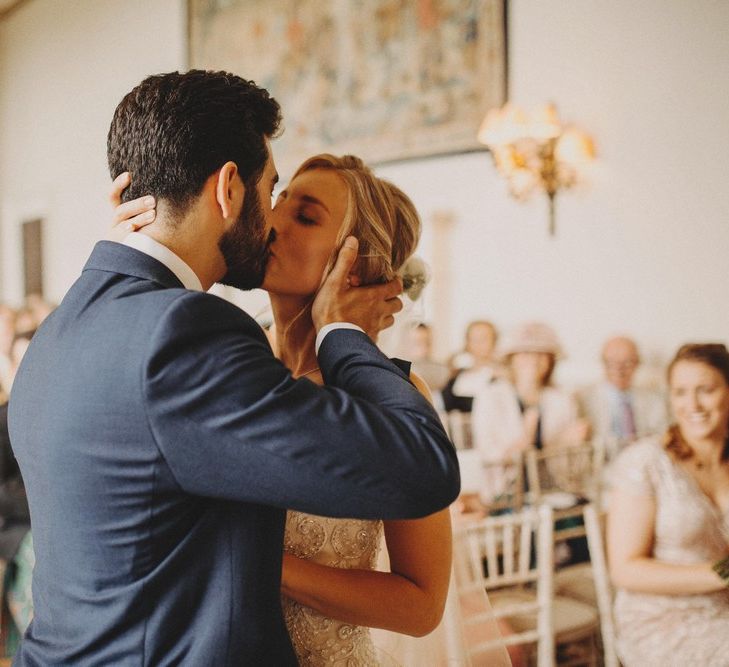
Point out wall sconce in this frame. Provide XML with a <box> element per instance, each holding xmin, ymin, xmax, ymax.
<box><xmin>477</xmin><ymin>103</ymin><xmax>595</xmax><ymax>236</ymax></box>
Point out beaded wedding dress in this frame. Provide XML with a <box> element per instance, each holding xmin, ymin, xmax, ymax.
<box><xmin>281</xmin><ymin>509</ymin><xmax>511</xmax><ymax>667</ymax></box>
<box><xmin>282</xmin><ymin>510</ymin><xmax>389</xmax><ymax>665</ymax></box>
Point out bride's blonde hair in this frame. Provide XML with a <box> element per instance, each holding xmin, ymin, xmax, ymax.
<box><xmin>291</xmin><ymin>154</ymin><xmax>423</xmax><ymax>296</ymax></box>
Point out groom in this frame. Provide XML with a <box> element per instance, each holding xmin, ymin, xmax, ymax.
<box><xmin>8</xmin><ymin>71</ymin><xmax>459</xmax><ymax>665</ymax></box>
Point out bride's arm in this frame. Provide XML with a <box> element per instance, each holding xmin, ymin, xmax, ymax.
<box><xmin>281</xmin><ymin>508</ymin><xmax>451</xmax><ymax>637</ymax></box>
<box><xmin>107</xmin><ymin>173</ymin><xmax>156</xmax><ymax>241</ymax></box>
<box><xmin>280</xmin><ymin>372</ymin><xmax>452</xmax><ymax>636</ymax></box>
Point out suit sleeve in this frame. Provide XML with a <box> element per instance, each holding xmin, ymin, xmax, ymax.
<box><xmin>143</xmin><ymin>292</ymin><xmax>459</xmax><ymax>519</ymax></box>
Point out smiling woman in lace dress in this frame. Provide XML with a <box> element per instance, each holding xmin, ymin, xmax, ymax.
<box><xmin>608</xmin><ymin>343</ymin><xmax>729</xmax><ymax>666</ymax></box>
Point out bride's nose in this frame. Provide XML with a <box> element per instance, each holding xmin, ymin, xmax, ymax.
<box><xmin>265</xmin><ymin>209</ymin><xmax>278</xmax><ymax>237</ymax></box>
<box><xmin>269</xmin><ymin>208</ymin><xmax>289</xmax><ymax>239</ymax></box>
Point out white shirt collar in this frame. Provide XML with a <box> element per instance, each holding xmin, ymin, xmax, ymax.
<box><xmin>121</xmin><ymin>233</ymin><xmax>203</xmax><ymax>292</ymax></box>
<box><xmin>604</xmin><ymin>381</ymin><xmax>632</xmax><ymax>402</ymax></box>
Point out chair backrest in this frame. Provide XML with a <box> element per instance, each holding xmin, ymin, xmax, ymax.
<box><xmin>525</xmin><ymin>441</ymin><xmax>603</xmax><ymax>505</ymax></box>
<box><xmin>583</xmin><ymin>503</ymin><xmax>620</xmax><ymax>667</ymax></box>
<box><xmin>455</xmin><ymin>449</ymin><xmax>526</xmax><ymax>513</ymax></box>
<box><xmin>480</xmin><ymin>456</ymin><xmax>526</xmax><ymax>514</ymax></box>
<box><xmin>450</xmin><ymin>504</ymin><xmax>556</xmax><ymax>666</ymax></box>
<box><xmin>443</xmin><ymin>410</ymin><xmax>474</xmax><ymax>450</ymax></box>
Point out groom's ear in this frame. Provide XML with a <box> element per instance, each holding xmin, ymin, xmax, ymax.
<box><xmin>214</xmin><ymin>161</ymin><xmax>244</xmax><ymax>222</ymax></box>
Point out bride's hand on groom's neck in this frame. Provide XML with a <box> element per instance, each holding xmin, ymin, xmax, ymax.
<box><xmin>107</xmin><ymin>172</ymin><xmax>156</xmax><ymax>242</ymax></box>
<box><xmin>312</xmin><ymin>236</ymin><xmax>403</xmax><ymax>341</ymax></box>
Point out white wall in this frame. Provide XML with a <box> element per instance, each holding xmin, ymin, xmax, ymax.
<box><xmin>0</xmin><ymin>0</ymin><xmax>186</xmax><ymax>301</ymax></box>
<box><xmin>1</xmin><ymin>0</ymin><xmax>728</xmax><ymax>384</ymax></box>
<box><xmin>377</xmin><ymin>0</ymin><xmax>729</xmax><ymax>383</ymax></box>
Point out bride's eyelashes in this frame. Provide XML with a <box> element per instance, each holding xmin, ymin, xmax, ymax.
<box><xmin>297</xmin><ymin>210</ymin><xmax>316</xmax><ymax>226</ymax></box>
<box><xmin>271</xmin><ymin>189</ymin><xmax>317</xmax><ymax>226</ymax></box>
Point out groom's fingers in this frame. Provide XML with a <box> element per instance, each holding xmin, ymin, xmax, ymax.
<box><xmin>311</xmin><ymin>241</ymin><xmax>406</xmax><ymax>335</ymax></box>
<box><xmin>327</xmin><ymin>237</ymin><xmax>359</xmax><ymax>289</ymax></box>
<box><xmin>386</xmin><ymin>296</ymin><xmax>404</xmax><ymax>314</ymax></box>
<box><xmin>358</xmin><ymin>277</ymin><xmax>402</xmax><ymax>304</ymax></box>
<box><xmin>382</xmin><ymin>277</ymin><xmax>403</xmax><ymax>300</ymax></box>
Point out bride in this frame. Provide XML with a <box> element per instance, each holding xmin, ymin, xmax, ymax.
<box><xmin>110</xmin><ymin>154</ymin><xmax>509</xmax><ymax>666</ymax></box>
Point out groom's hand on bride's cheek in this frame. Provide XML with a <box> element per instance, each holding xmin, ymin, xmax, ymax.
<box><xmin>312</xmin><ymin>237</ymin><xmax>404</xmax><ymax>340</ymax></box>
<box><xmin>107</xmin><ymin>172</ymin><xmax>156</xmax><ymax>242</ymax></box>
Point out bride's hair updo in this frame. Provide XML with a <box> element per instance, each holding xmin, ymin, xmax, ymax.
<box><xmin>291</xmin><ymin>154</ymin><xmax>426</xmax><ymax>300</ymax></box>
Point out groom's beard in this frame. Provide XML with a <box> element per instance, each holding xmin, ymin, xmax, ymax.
<box><xmin>218</xmin><ymin>186</ymin><xmax>272</xmax><ymax>291</ymax></box>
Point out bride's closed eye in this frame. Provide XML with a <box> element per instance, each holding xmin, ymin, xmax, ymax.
<box><xmin>296</xmin><ymin>209</ymin><xmax>317</xmax><ymax>226</ymax></box>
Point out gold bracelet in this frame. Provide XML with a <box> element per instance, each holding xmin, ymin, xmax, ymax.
<box><xmin>712</xmin><ymin>555</ymin><xmax>729</xmax><ymax>583</ymax></box>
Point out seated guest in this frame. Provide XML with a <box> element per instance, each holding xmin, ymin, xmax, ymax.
<box><xmin>578</xmin><ymin>335</ymin><xmax>667</xmax><ymax>460</ymax></box>
<box><xmin>23</xmin><ymin>294</ymin><xmax>55</xmax><ymax>329</ymax></box>
<box><xmin>0</xmin><ymin>305</ymin><xmax>16</xmax><ymax>402</ymax></box>
<box><xmin>0</xmin><ymin>331</ymin><xmax>34</xmax><ymax>654</ymax></box>
<box><xmin>0</xmin><ymin>401</ymin><xmax>32</xmax><ymax>654</ymax></box>
<box><xmin>408</xmin><ymin>323</ymin><xmax>450</xmax><ymax>392</ymax></box>
<box><xmin>0</xmin><ymin>405</ymin><xmax>30</xmax><ymax>557</ymax></box>
<box><xmin>608</xmin><ymin>343</ymin><xmax>729</xmax><ymax>666</ymax></box>
<box><xmin>441</xmin><ymin>320</ymin><xmax>499</xmax><ymax>412</ymax></box>
<box><xmin>471</xmin><ymin>321</ymin><xmax>589</xmax><ymax>466</ymax></box>
<box><xmin>471</xmin><ymin>322</ymin><xmax>591</xmax><ymax>565</ymax></box>
<box><xmin>4</xmin><ymin>331</ymin><xmax>35</xmax><ymax>396</ymax></box>
<box><xmin>12</xmin><ymin>309</ymin><xmax>36</xmax><ymax>337</ymax></box>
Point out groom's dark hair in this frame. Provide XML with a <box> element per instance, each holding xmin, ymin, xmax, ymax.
<box><xmin>107</xmin><ymin>69</ymin><xmax>281</xmax><ymax>214</ymax></box>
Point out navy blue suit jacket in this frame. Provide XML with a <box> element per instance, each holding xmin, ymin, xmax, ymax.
<box><xmin>8</xmin><ymin>241</ymin><xmax>459</xmax><ymax>666</ymax></box>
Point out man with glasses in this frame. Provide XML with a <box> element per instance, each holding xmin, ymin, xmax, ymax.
<box><xmin>578</xmin><ymin>335</ymin><xmax>668</xmax><ymax>460</ymax></box>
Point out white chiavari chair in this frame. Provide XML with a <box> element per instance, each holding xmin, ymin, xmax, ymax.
<box><xmin>583</xmin><ymin>505</ymin><xmax>620</xmax><ymax>667</ymax></box>
<box><xmin>526</xmin><ymin>443</ymin><xmax>605</xmax><ymax>665</ymax></box>
<box><xmin>449</xmin><ymin>504</ymin><xmax>556</xmax><ymax>666</ymax></box>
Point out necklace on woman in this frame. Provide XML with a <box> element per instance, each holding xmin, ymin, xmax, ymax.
<box><xmin>298</xmin><ymin>367</ymin><xmax>320</xmax><ymax>378</ymax></box>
